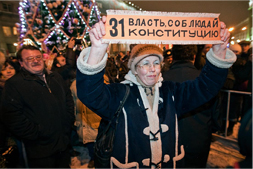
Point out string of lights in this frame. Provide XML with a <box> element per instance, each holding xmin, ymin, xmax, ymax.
<box><xmin>17</xmin><ymin>0</ymin><xmax>101</xmax><ymax>53</ymax></box>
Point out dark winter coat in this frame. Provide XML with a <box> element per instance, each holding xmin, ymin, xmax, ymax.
<box><xmin>194</xmin><ymin>52</ymin><xmax>206</xmax><ymax>70</ymax></box>
<box><xmin>51</xmin><ymin>48</ymin><xmax>77</xmax><ymax>87</ymax></box>
<box><xmin>0</xmin><ymin>68</ymin><xmax>75</xmax><ymax>159</ymax></box>
<box><xmin>162</xmin><ymin>60</ymin><xmax>220</xmax><ymax>168</ymax></box>
<box><xmin>76</xmin><ymin>60</ymin><xmax>228</xmax><ymax>168</ymax></box>
<box><xmin>232</xmin><ymin>58</ymin><xmax>252</xmax><ymax>92</ymax></box>
<box><xmin>0</xmin><ymin>81</ymin><xmax>6</xmax><ymax>149</ymax></box>
<box><xmin>163</xmin><ymin>61</ymin><xmax>200</xmax><ymax>82</ymax></box>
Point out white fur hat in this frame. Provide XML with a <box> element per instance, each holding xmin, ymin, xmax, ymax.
<box><xmin>127</xmin><ymin>44</ymin><xmax>163</xmax><ymax>73</ymax></box>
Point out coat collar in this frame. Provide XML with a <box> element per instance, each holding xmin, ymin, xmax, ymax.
<box><xmin>20</xmin><ymin>68</ymin><xmax>54</xmax><ymax>81</ymax></box>
<box><xmin>121</xmin><ymin>70</ymin><xmax>163</xmax><ymax>88</ymax></box>
<box><xmin>170</xmin><ymin>60</ymin><xmax>196</xmax><ymax>70</ymax></box>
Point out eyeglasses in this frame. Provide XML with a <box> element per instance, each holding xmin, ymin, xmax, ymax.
<box><xmin>25</xmin><ymin>55</ymin><xmax>43</xmax><ymax>62</ymax></box>
<box><xmin>137</xmin><ymin>62</ymin><xmax>161</xmax><ymax>70</ymax></box>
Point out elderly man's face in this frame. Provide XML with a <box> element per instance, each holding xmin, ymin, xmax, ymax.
<box><xmin>19</xmin><ymin>49</ymin><xmax>44</xmax><ymax>75</ymax></box>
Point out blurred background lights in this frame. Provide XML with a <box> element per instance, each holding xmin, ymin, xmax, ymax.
<box><xmin>228</xmin><ymin>27</ymin><xmax>234</xmax><ymax>32</ymax></box>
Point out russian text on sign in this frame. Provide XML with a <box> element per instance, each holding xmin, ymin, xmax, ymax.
<box><xmin>103</xmin><ymin>10</ymin><xmax>222</xmax><ymax>44</ymax></box>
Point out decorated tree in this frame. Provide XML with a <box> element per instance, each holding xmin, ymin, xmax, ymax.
<box><xmin>17</xmin><ymin>0</ymin><xmax>101</xmax><ymax>54</ymax></box>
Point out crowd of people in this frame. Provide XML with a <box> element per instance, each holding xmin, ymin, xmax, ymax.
<box><xmin>0</xmin><ymin>15</ymin><xmax>251</xmax><ymax>169</ymax></box>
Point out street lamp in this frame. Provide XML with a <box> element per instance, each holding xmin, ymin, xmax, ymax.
<box><xmin>242</xmin><ymin>27</ymin><xmax>247</xmax><ymax>31</ymax></box>
<box><xmin>228</xmin><ymin>27</ymin><xmax>234</xmax><ymax>46</ymax></box>
<box><xmin>228</xmin><ymin>27</ymin><xmax>234</xmax><ymax>32</ymax></box>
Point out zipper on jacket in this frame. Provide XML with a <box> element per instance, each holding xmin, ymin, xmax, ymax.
<box><xmin>43</xmin><ymin>74</ymin><xmax>52</xmax><ymax>93</ymax></box>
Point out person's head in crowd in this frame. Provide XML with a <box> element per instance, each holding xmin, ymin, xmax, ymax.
<box><xmin>115</xmin><ymin>52</ymin><xmax>124</xmax><ymax>64</ymax></box>
<box><xmin>239</xmin><ymin>40</ymin><xmax>251</xmax><ymax>54</ymax></box>
<box><xmin>202</xmin><ymin>44</ymin><xmax>212</xmax><ymax>55</ymax></box>
<box><xmin>52</xmin><ymin>52</ymin><xmax>66</xmax><ymax>68</ymax></box>
<box><xmin>229</xmin><ymin>44</ymin><xmax>242</xmax><ymax>57</ymax></box>
<box><xmin>172</xmin><ymin>45</ymin><xmax>198</xmax><ymax>63</ymax></box>
<box><xmin>128</xmin><ymin>44</ymin><xmax>163</xmax><ymax>86</ymax></box>
<box><xmin>122</xmin><ymin>55</ymin><xmax>129</xmax><ymax>63</ymax></box>
<box><xmin>118</xmin><ymin>52</ymin><xmax>124</xmax><ymax>60</ymax></box>
<box><xmin>16</xmin><ymin>45</ymin><xmax>44</xmax><ymax>75</ymax></box>
<box><xmin>9</xmin><ymin>55</ymin><xmax>18</xmax><ymax>63</ymax></box>
<box><xmin>122</xmin><ymin>51</ymin><xmax>131</xmax><ymax>63</ymax></box>
<box><xmin>1</xmin><ymin>58</ymin><xmax>21</xmax><ymax>80</ymax></box>
<box><xmin>163</xmin><ymin>49</ymin><xmax>173</xmax><ymax>65</ymax></box>
<box><xmin>115</xmin><ymin>54</ymin><xmax>121</xmax><ymax>63</ymax></box>
<box><xmin>0</xmin><ymin>51</ymin><xmax>6</xmax><ymax>71</ymax></box>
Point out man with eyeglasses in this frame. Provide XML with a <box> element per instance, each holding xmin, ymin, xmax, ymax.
<box><xmin>0</xmin><ymin>45</ymin><xmax>75</xmax><ymax>168</ymax></box>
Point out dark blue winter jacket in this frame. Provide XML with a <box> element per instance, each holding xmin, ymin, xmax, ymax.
<box><xmin>77</xmin><ymin>59</ymin><xmax>228</xmax><ymax>168</ymax></box>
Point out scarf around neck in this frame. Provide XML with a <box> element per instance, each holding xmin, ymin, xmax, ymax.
<box><xmin>121</xmin><ymin>70</ymin><xmax>164</xmax><ymax>167</ymax></box>
<box><xmin>121</xmin><ymin>70</ymin><xmax>163</xmax><ymax>111</ymax></box>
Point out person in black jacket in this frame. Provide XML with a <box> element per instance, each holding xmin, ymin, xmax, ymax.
<box><xmin>0</xmin><ymin>59</ymin><xmax>21</xmax><ymax>167</ymax></box>
<box><xmin>194</xmin><ymin>44</ymin><xmax>212</xmax><ymax>70</ymax></box>
<box><xmin>238</xmin><ymin>40</ymin><xmax>251</xmax><ymax>59</ymax></box>
<box><xmin>51</xmin><ymin>37</ymin><xmax>76</xmax><ymax>87</ymax></box>
<box><xmin>163</xmin><ymin>45</ymin><xmax>221</xmax><ymax>168</ymax></box>
<box><xmin>0</xmin><ymin>45</ymin><xmax>75</xmax><ymax>168</ymax></box>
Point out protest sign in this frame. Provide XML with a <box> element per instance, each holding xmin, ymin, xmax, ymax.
<box><xmin>102</xmin><ymin>10</ymin><xmax>222</xmax><ymax>44</ymax></box>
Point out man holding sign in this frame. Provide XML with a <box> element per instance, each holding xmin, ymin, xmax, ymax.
<box><xmin>76</xmin><ymin>13</ymin><xmax>236</xmax><ymax>168</ymax></box>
